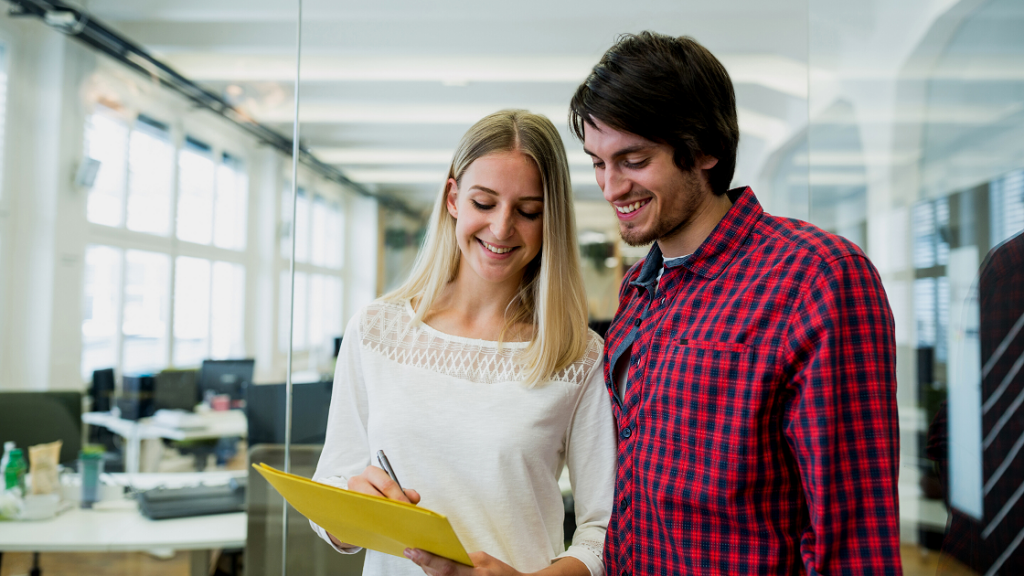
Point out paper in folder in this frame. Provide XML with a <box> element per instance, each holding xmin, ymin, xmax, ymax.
<box><xmin>253</xmin><ymin>463</ymin><xmax>473</xmax><ymax>566</ymax></box>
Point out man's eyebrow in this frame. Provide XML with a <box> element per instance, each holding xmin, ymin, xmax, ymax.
<box><xmin>469</xmin><ymin>185</ymin><xmax>543</xmax><ymax>202</ymax></box>
<box><xmin>583</xmin><ymin>144</ymin><xmax>656</xmax><ymax>159</ymax></box>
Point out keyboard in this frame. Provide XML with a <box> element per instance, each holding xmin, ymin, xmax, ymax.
<box><xmin>137</xmin><ymin>477</ymin><xmax>246</xmax><ymax>520</ymax></box>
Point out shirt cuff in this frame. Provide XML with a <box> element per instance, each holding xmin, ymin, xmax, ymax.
<box><xmin>556</xmin><ymin>538</ymin><xmax>605</xmax><ymax>576</ymax></box>
<box><xmin>309</xmin><ymin>475</ymin><xmax>363</xmax><ymax>554</ymax></box>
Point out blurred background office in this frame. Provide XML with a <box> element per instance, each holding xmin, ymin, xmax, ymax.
<box><xmin>0</xmin><ymin>0</ymin><xmax>1022</xmax><ymax>574</ymax></box>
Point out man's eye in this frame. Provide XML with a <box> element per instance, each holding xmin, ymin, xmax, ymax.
<box><xmin>623</xmin><ymin>159</ymin><xmax>649</xmax><ymax>169</ymax></box>
<box><xmin>592</xmin><ymin>162</ymin><xmax>605</xmax><ymax>169</ymax></box>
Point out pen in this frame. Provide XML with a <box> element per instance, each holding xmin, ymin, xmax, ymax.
<box><xmin>376</xmin><ymin>449</ymin><xmax>407</xmax><ymax>497</ymax></box>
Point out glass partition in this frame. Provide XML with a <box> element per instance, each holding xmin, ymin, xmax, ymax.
<box><xmin>0</xmin><ymin>0</ymin><xmax>298</xmax><ymax>573</ymax></box>
<box><xmin>800</xmin><ymin>0</ymin><xmax>1024</xmax><ymax>572</ymax></box>
<box><xmin>3</xmin><ymin>0</ymin><xmax>1020</xmax><ymax>574</ymax></box>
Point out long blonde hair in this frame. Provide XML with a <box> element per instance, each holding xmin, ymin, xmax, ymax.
<box><xmin>385</xmin><ymin>109</ymin><xmax>589</xmax><ymax>387</ymax></box>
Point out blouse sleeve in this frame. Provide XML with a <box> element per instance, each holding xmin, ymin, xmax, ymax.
<box><xmin>555</xmin><ymin>343</ymin><xmax>616</xmax><ymax>576</ymax></box>
<box><xmin>309</xmin><ymin>311</ymin><xmax>371</xmax><ymax>554</ymax></box>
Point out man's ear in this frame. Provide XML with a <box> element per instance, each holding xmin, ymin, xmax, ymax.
<box><xmin>699</xmin><ymin>155</ymin><xmax>719</xmax><ymax>170</ymax></box>
<box><xmin>445</xmin><ymin>178</ymin><xmax>459</xmax><ymax>218</ymax></box>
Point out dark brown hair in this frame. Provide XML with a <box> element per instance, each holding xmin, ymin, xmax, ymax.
<box><xmin>570</xmin><ymin>32</ymin><xmax>739</xmax><ymax>196</ymax></box>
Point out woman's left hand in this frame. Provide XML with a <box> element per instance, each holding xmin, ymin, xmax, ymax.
<box><xmin>404</xmin><ymin>549</ymin><xmax>524</xmax><ymax>576</ymax></box>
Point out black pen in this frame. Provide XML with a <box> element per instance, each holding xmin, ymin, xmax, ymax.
<box><xmin>376</xmin><ymin>449</ymin><xmax>407</xmax><ymax>498</ymax></box>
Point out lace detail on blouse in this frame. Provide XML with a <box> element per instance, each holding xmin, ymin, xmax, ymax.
<box><xmin>359</xmin><ymin>300</ymin><xmax>602</xmax><ymax>385</ymax></box>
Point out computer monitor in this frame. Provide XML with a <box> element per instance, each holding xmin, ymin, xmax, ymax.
<box><xmin>197</xmin><ymin>359</ymin><xmax>255</xmax><ymax>403</ymax></box>
<box><xmin>246</xmin><ymin>381</ymin><xmax>333</xmax><ymax>446</ymax></box>
<box><xmin>154</xmin><ymin>368</ymin><xmax>199</xmax><ymax>411</ymax></box>
<box><xmin>0</xmin><ymin>391</ymin><xmax>83</xmax><ymax>465</ymax></box>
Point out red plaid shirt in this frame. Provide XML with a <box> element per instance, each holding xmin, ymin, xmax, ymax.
<box><xmin>603</xmin><ymin>187</ymin><xmax>902</xmax><ymax>575</ymax></box>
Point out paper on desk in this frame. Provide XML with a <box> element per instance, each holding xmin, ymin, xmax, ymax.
<box><xmin>253</xmin><ymin>463</ymin><xmax>473</xmax><ymax>566</ymax></box>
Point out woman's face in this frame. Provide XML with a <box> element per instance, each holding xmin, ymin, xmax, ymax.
<box><xmin>446</xmin><ymin>151</ymin><xmax>545</xmax><ymax>288</ymax></box>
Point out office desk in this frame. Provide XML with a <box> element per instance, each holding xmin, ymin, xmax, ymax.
<box><xmin>0</xmin><ymin>472</ymin><xmax>246</xmax><ymax>576</ymax></box>
<box><xmin>83</xmin><ymin>410</ymin><xmax>247</xmax><ymax>474</ymax></box>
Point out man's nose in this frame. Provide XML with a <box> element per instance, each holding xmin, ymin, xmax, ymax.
<box><xmin>601</xmin><ymin>167</ymin><xmax>629</xmax><ymax>203</ymax></box>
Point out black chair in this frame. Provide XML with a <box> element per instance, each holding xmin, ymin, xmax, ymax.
<box><xmin>0</xmin><ymin>391</ymin><xmax>83</xmax><ymax>465</ymax></box>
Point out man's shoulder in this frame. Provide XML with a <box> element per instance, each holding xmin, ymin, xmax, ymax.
<box><xmin>754</xmin><ymin>212</ymin><xmax>867</xmax><ymax>269</ymax></box>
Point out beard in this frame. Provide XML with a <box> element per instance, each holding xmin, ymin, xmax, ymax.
<box><xmin>616</xmin><ymin>172</ymin><xmax>705</xmax><ymax>247</ymax></box>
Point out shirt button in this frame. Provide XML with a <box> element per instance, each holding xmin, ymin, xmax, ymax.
<box><xmin>619</xmin><ymin>496</ymin><xmax>630</xmax><ymax>511</ymax></box>
<box><xmin>620</xmin><ymin>427</ymin><xmax>632</xmax><ymax>439</ymax></box>
<box><xmin>634</xmin><ymin>318</ymin><xmax>641</xmax><ymax>327</ymax></box>
<box><xmin>660</xmin><ymin>297</ymin><xmax>666</xmax><ymax>305</ymax></box>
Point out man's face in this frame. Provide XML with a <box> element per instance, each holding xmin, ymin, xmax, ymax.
<box><xmin>583</xmin><ymin>117</ymin><xmax>716</xmax><ymax>248</ymax></box>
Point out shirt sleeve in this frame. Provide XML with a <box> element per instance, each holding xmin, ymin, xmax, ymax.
<box><xmin>782</xmin><ymin>254</ymin><xmax>902</xmax><ymax>575</ymax></box>
<box><xmin>555</xmin><ymin>346</ymin><xmax>617</xmax><ymax>576</ymax></box>
<box><xmin>309</xmin><ymin>311</ymin><xmax>371</xmax><ymax>554</ymax></box>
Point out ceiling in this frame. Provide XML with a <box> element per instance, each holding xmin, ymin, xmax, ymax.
<box><xmin>82</xmin><ymin>0</ymin><xmax>811</xmax><ymax>210</ymax></box>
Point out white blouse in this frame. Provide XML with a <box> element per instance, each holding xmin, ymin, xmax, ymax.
<box><xmin>310</xmin><ymin>299</ymin><xmax>616</xmax><ymax>576</ymax></box>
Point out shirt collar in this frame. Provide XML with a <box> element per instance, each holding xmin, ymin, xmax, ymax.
<box><xmin>630</xmin><ymin>187</ymin><xmax>763</xmax><ymax>291</ymax></box>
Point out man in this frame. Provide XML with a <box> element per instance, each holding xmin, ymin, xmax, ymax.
<box><xmin>571</xmin><ymin>32</ymin><xmax>902</xmax><ymax>574</ymax></box>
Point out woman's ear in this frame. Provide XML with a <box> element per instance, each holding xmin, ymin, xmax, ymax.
<box><xmin>445</xmin><ymin>178</ymin><xmax>459</xmax><ymax>219</ymax></box>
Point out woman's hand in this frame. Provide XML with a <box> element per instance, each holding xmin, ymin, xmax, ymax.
<box><xmin>404</xmin><ymin>549</ymin><xmax>523</xmax><ymax>576</ymax></box>
<box><xmin>325</xmin><ymin>465</ymin><xmax>421</xmax><ymax>547</ymax></box>
<box><xmin>348</xmin><ymin>464</ymin><xmax>422</xmax><ymax>504</ymax></box>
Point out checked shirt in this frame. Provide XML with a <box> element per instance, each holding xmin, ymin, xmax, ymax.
<box><xmin>603</xmin><ymin>187</ymin><xmax>902</xmax><ymax>575</ymax></box>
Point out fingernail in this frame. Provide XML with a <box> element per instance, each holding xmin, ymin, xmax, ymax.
<box><xmin>404</xmin><ymin>548</ymin><xmax>416</xmax><ymax>561</ymax></box>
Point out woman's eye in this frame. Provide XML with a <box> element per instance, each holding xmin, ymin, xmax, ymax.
<box><xmin>471</xmin><ymin>200</ymin><xmax>494</xmax><ymax>210</ymax></box>
<box><xmin>519</xmin><ymin>210</ymin><xmax>542</xmax><ymax>221</ymax></box>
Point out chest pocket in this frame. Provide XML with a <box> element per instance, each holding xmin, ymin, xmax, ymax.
<box><xmin>638</xmin><ymin>337</ymin><xmax>782</xmax><ymax>510</ymax></box>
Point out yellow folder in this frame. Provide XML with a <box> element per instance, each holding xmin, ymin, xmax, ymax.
<box><xmin>253</xmin><ymin>463</ymin><xmax>473</xmax><ymax>566</ymax></box>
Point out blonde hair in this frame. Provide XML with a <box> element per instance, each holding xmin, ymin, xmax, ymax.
<box><xmin>385</xmin><ymin>109</ymin><xmax>589</xmax><ymax>387</ymax></box>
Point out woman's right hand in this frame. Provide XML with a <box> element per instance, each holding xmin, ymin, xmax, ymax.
<box><xmin>326</xmin><ymin>465</ymin><xmax>422</xmax><ymax>548</ymax></box>
<box><xmin>347</xmin><ymin>464</ymin><xmax>422</xmax><ymax>504</ymax></box>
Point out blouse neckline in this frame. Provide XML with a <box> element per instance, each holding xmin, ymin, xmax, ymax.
<box><xmin>403</xmin><ymin>299</ymin><xmax>531</xmax><ymax>348</ymax></box>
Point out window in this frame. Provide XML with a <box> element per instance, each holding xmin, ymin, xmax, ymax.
<box><xmin>121</xmin><ymin>250</ymin><xmax>170</xmax><ymax>374</ymax></box>
<box><xmin>174</xmin><ymin>257</ymin><xmax>246</xmax><ymax>366</ymax></box>
<box><xmin>126</xmin><ymin>116</ymin><xmax>174</xmax><ymax>236</ymax></box>
<box><xmin>84</xmin><ymin>110</ymin><xmax>129</xmax><ymax>227</ymax></box>
<box><xmin>277</xmin><ymin>185</ymin><xmax>345</xmax><ymax>355</ymax></box>
<box><xmin>214</xmin><ymin>153</ymin><xmax>248</xmax><ymax>250</ymax></box>
<box><xmin>81</xmin><ymin>246</ymin><xmax>122</xmax><ymax>379</ymax></box>
<box><xmin>0</xmin><ymin>42</ymin><xmax>7</xmax><ymax>198</ymax></box>
<box><xmin>177</xmin><ymin>138</ymin><xmax>216</xmax><ymax>244</ymax></box>
<box><xmin>80</xmin><ymin>108</ymin><xmax>251</xmax><ymax>378</ymax></box>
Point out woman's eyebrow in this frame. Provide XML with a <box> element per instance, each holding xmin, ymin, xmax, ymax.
<box><xmin>470</xmin><ymin>185</ymin><xmax>543</xmax><ymax>202</ymax></box>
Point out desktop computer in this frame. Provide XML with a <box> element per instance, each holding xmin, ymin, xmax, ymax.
<box><xmin>197</xmin><ymin>359</ymin><xmax>255</xmax><ymax>406</ymax></box>
<box><xmin>91</xmin><ymin>368</ymin><xmax>115</xmax><ymax>412</ymax></box>
<box><xmin>118</xmin><ymin>375</ymin><xmax>156</xmax><ymax>420</ymax></box>
<box><xmin>154</xmin><ymin>368</ymin><xmax>199</xmax><ymax>412</ymax></box>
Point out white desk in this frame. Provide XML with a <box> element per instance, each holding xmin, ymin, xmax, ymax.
<box><xmin>82</xmin><ymin>410</ymin><xmax>248</xmax><ymax>474</ymax></box>
<box><xmin>0</xmin><ymin>472</ymin><xmax>246</xmax><ymax>576</ymax></box>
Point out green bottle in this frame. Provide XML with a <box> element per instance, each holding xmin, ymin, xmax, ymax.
<box><xmin>3</xmin><ymin>448</ymin><xmax>27</xmax><ymax>494</ymax></box>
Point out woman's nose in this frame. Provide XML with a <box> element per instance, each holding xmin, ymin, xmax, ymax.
<box><xmin>490</xmin><ymin>208</ymin><xmax>514</xmax><ymax>240</ymax></box>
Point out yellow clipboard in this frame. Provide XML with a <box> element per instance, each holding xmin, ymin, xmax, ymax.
<box><xmin>253</xmin><ymin>463</ymin><xmax>473</xmax><ymax>566</ymax></box>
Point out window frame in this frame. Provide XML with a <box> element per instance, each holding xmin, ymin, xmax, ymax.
<box><xmin>80</xmin><ymin>105</ymin><xmax>253</xmax><ymax>379</ymax></box>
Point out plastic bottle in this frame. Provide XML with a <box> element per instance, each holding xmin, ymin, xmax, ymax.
<box><xmin>3</xmin><ymin>448</ymin><xmax>27</xmax><ymax>494</ymax></box>
<box><xmin>0</xmin><ymin>441</ymin><xmax>13</xmax><ymax>477</ymax></box>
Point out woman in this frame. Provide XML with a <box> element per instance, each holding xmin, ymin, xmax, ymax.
<box><xmin>310</xmin><ymin>109</ymin><xmax>615</xmax><ymax>576</ymax></box>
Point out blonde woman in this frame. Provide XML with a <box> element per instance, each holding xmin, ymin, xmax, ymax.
<box><xmin>310</xmin><ymin>110</ymin><xmax>615</xmax><ymax>576</ymax></box>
